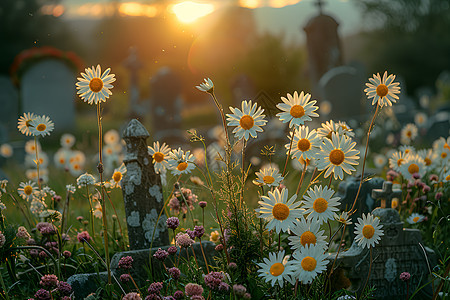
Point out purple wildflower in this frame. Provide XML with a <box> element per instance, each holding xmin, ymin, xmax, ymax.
<box><xmin>122</xmin><ymin>292</ymin><xmax>142</xmax><ymax>300</ymax></box>
<box><xmin>77</xmin><ymin>231</ymin><xmax>91</xmax><ymax>243</ymax></box>
<box><xmin>153</xmin><ymin>248</ymin><xmax>169</xmax><ymax>261</ymax></box>
<box><xmin>173</xmin><ymin>291</ymin><xmax>184</xmax><ymax>299</ymax></box>
<box><xmin>167</xmin><ymin>246</ymin><xmax>178</xmax><ymax>255</ymax></box>
<box><xmin>168</xmin><ymin>267</ymin><xmax>181</xmax><ymax>280</ymax></box>
<box><xmin>120</xmin><ymin>274</ymin><xmax>131</xmax><ymax>283</ymax></box>
<box><xmin>57</xmin><ymin>281</ymin><xmax>72</xmax><ymax>295</ymax></box>
<box><xmin>148</xmin><ymin>282</ymin><xmax>163</xmax><ymax>295</ymax></box>
<box><xmin>400</xmin><ymin>272</ymin><xmax>411</xmax><ymax>281</ymax></box>
<box><xmin>34</xmin><ymin>289</ymin><xmax>51</xmax><ymax>300</ymax></box>
<box><xmin>118</xmin><ymin>256</ymin><xmax>133</xmax><ymax>270</ymax></box>
<box><xmin>40</xmin><ymin>274</ymin><xmax>58</xmax><ymax>288</ymax></box>
<box><xmin>166</xmin><ymin>217</ymin><xmax>180</xmax><ymax>230</ymax></box>
<box><xmin>204</xmin><ymin>271</ymin><xmax>224</xmax><ymax>290</ymax></box>
<box><xmin>185</xmin><ymin>283</ymin><xmax>203</xmax><ymax>297</ymax></box>
<box><xmin>194</xmin><ymin>226</ymin><xmax>204</xmax><ymax>238</ymax></box>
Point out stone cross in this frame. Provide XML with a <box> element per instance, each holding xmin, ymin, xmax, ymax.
<box><xmin>122</xmin><ymin>119</ymin><xmax>169</xmax><ymax>250</ymax></box>
<box><xmin>372</xmin><ymin>181</ymin><xmax>402</xmax><ymax>209</ymax></box>
<box><xmin>335</xmin><ymin>208</ymin><xmax>436</xmax><ymax>299</ymax></box>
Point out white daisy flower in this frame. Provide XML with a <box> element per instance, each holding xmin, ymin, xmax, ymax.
<box><xmin>168</xmin><ymin>148</ymin><xmax>196</xmax><ymax>175</ymax></box>
<box><xmin>317</xmin><ymin>120</ymin><xmax>340</xmax><ymax>140</ymax></box>
<box><xmin>288</xmin><ymin>217</ymin><xmax>328</xmax><ymax>252</ymax></box>
<box><xmin>226</xmin><ymin>100</ymin><xmax>267</xmax><ymax>141</ymax></box>
<box><xmin>148</xmin><ymin>142</ymin><xmax>171</xmax><ymax>175</ymax></box>
<box><xmin>407</xmin><ymin>213</ymin><xmax>425</xmax><ymax>224</ymax></box>
<box><xmin>25</xmin><ymin>140</ymin><xmax>41</xmax><ymax>155</ymax></box>
<box><xmin>77</xmin><ymin>173</ymin><xmax>96</xmax><ymax>187</ymax></box>
<box><xmin>111</xmin><ymin>163</ymin><xmax>127</xmax><ymax>188</ymax></box>
<box><xmin>414</xmin><ymin>112</ymin><xmax>428</xmax><ymax>128</ymax></box>
<box><xmin>364</xmin><ymin>71</ymin><xmax>401</xmax><ymax>107</ymax></box>
<box><xmin>255</xmin><ymin>188</ymin><xmax>303</xmax><ymax>234</ymax></box>
<box><xmin>388</xmin><ymin>150</ymin><xmax>409</xmax><ymax>172</ymax></box>
<box><xmin>354</xmin><ymin>213</ymin><xmax>384</xmax><ymax>249</ymax></box>
<box><xmin>399</xmin><ymin>145</ymin><xmax>416</xmax><ymax>156</ymax></box>
<box><xmin>373</xmin><ymin>154</ymin><xmax>386</xmax><ymax>169</ymax></box>
<box><xmin>290</xmin><ymin>244</ymin><xmax>329</xmax><ymax>284</ymax></box>
<box><xmin>336</xmin><ymin>121</ymin><xmax>355</xmax><ymax>138</ymax></box>
<box><xmin>104</xmin><ymin>129</ymin><xmax>120</xmax><ymax>145</ymax></box>
<box><xmin>398</xmin><ymin>154</ymin><xmax>426</xmax><ymax>180</ymax></box>
<box><xmin>255</xmin><ymin>167</ymin><xmax>284</xmax><ymax>187</ymax></box>
<box><xmin>316</xmin><ymin>132</ymin><xmax>360</xmax><ymax>180</ymax></box>
<box><xmin>417</xmin><ymin>149</ymin><xmax>433</xmax><ymax>167</ymax></box>
<box><xmin>400</xmin><ymin>123</ymin><xmax>418</xmax><ymax>145</ymax></box>
<box><xmin>18</xmin><ymin>181</ymin><xmax>38</xmax><ymax>200</ymax></box>
<box><xmin>0</xmin><ymin>144</ymin><xmax>13</xmax><ymax>158</ymax></box>
<box><xmin>257</xmin><ymin>250</ymin><xmax>294</xmax><ymax>287</ymax></box>
<box><xmin>17</xmin><ymin>112</ymin><xmax>36</xmax><ymax>136</ymax></box>
<box><xmin>276</xmin><ymin>91</ymin><xmax>319</xmax><ymax>128</ymax></box>
<box><xmin>286</xmin><ymin>125</ymin><xmax>320</xmax><ymax>161</ymax></box>
<box><xmin>60</xmin><ymin>133</ymin><xmax>76</xmax><ymax>148</ymax></box>
<box><xmin>302</xmin><ymin>185</ymin><xmax>341</xmax><ymax>225</ymax></box>
<box><xmin>76</xmin><ymin>65</ymin><xmax>116</xmax><ymax>105</ymax></box>
<box><xmin>441</xmin><ymin>169</ymin><xmax>450</xmax><ymax>182</ymax></box>
<box><xmin>431</xmin><ymin>137</ymin><xmax>450</xmax><ymax>167</ymax></box>
<box><xmin>29</xmin><ymin>115</ymin><xmax>54</xmax><ymax>137</ymax></box>
<box><xmin>334</xmin><ymin>211</ymin><xmax>352</xmax><ymax>225</ymax></box>
<box><xmin>25</xmin><ymin>152</ymin><xmax>49</xmax><ymax>169</ymax></box>
<box><xmin>196</xmin><ymin>78</ymin><xmax>214</xmax><ymax>93</ymax></box>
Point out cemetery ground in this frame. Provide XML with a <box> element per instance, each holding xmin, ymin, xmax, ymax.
<box><xmin>0</xmin><ymin>69</ymin><xmax>449</xmax><ymax>300</ymax></box>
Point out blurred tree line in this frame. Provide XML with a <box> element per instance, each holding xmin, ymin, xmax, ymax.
<box><xmin>356</xmin><ymin>0</ymin><xmax>450</xmax><ymax>94</ymax></box>
<box><xmin>0</xmin><ymin>0</ymin><xmax>80</xmax><ymax>75</ymax></box>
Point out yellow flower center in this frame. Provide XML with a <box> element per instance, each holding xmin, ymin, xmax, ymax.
<box><xmin>263</xmin><ymin>175</ymin><xmax>275</xmax><ymax>184</ymax></box>
<box><xmin>413</xmin><ymin>216</ymin><xmax>420</xmax><ymax>223</ymax></box>
<box><xmin>376</xmin><ymin>84</ymin><xmax>389</xmax><ymax>97</ymax></box>
<box><xmin>424</xmin><ymin>158</ymin><xmax>431</xmax><ymax>166</ymax></box>
<box><xmin>153</xmin><ymin>152</ymin><xmax>165</xmax><ymax>163</ymax></box>
<box><xmin>362</xmin><ymin>224</ymin><xmax>375</xmax><ymax>239</ymax></box>
<box><xmin>391</xmin><ymin>199</ymin><xmax>398</xmax><ymax>209</ymax></box>
<box><xmin>24</xmin><ymin>185</ymin><xmax>33</xmax><ymax>195</ymax></box>
<box><xmin>66</xmin><ymin>139</ymin><xmax>71</xmax><ymax>144</ymax></box>
<box><xmin>313</xmin><ymin>197</ymin><xmax>328</xmax><ymax>213</ymax></box>
<box><xmin>113</xmin><ymin>171</ymin><xmax>122</xmax><ymax>182</ymax></box>
<box><xmin>300</xmin><ymin>231</ymin><xmax>317</xmax><ymax>247</ymax></box>
<box><xmin>177</xmin><ymin>162</ymin><xmax>188</xmax><ymax>171</ymax></box>
<box><xmin>329</xmin><ymin>149</ymin><xmax>345</xmax><ymax>165</ymax></box>
<box><xmin>445</xmin><ymin>175</ymin><xmax>450</xmax><ymax>181</ymax></box>
<box><xmin>441</xmin><ymin>152</ymin><xmax>447</xmax><ymax>159</ymax></box>
<box><xmin>89</xmin><ymin>77</ymin><xmax>103</xmax><ymax>93</ymax></box>
<box><xmin>272</xmin><ymin>203</ymin><xmax>290</xmax><ymax>221</ymax></box>
<box><xmin>397</xmin><ymin>159</ymin><xmax>404</xmax><ymax>167</ymax></box>
<box><xmin>444</xmin><ymin>143</ymin><xmax>450</xmax><ymax>150</ymax></box>
<box><xmin>301</xmin><ymin>256</ymin><xmax>317</xmax><ymax>272</ymax></box>
<box><xmin>297</xmin><ymin>138</ymin><xmax>311</xmax><ymax>152</ymax></box>
<box><xmin>36</xmin><ymin>124</ymin><xmax>46</xmax><ymax>132</ymax></box>
<box><xmin>406</xmin><ymin>131</ymin><xmax>412</xmax><ymax>138</ymax></box>
<box><xmin>269</xmin><ymin>262</ymin><xmax>285</xmax><ymax>276</ymax></box>
<box><xmin>239</xmin><ymin>115</ymin><xmax>254</xmax><ymax>130</ymax></box>
<box><xmin>59</xmin><ymin>158</ymin><xmax>65</xmax><ymax>164</ymax></box>
<box><xmin>290</xmin><ymin>105</ymin><xmax>305</xmax><ymax>118</ymax></box>
<box><xmin>408</xmin><ymin>163</ymin><xmax>419</xmax><ymax>174</ymax></box>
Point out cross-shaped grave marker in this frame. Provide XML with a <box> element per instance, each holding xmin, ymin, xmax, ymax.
<box><xmin>371</xmin><ymin>181</ymin><xmax>402</xmax><ymax>209</ymax></box>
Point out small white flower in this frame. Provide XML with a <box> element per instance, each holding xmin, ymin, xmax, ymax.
<box><xmin>76</xmin><ymin>173</ymin><xmax>96</xmax><ymax>187</ymax></box>
<box><xmin>196</xmin><ymin>78</ymin><xmax>214</xmax><ymax>93</ymax></box>
<box><xmin>406</xmin><ymin>213</ymin><xmax>425</xmax><ymax>224</ymax></box>
<box><xmin>255</xmin><ymin>167</ymin><xmax>284</xmax><ymax>187</ymax></box>
<box><xmin>226</xmin><ymin>100</ymin><xmax>267</xmax><ymax>141</ymax></box>
<box><xmin>257</xmin><ymin>250</ymin><xmax>294</xmax><ymax>287</ymax></box>
<box><xmin>276</xmin><ymin>91</ymin><xmax>319</xmax><ymax>128</ymax></box>
<box><xmin>354</xmin><ymin>213</ymin><xmax>384</xmax><ymax>249</ymax></box>
<box><xmin>302</xmin><ymin>185</ymin><xmax>341</xmax><ymax>225</ymax></box>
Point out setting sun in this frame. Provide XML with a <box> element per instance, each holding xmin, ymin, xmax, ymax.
<box><xmin>172</xmin><ymin>1</ymin><xmax>214</xmax><ymax>23</ymax></box>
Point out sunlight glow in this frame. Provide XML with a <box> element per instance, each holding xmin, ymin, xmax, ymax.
<box><xmin>240</xmin><ymin>0</ymin><xmax>302</xmax><ymax>8</ymax></box>
<box><xmin>119</xmin><ymin>3</ymin><xmax>158</xmax><ymax>17</ymax></box>
<box><xmin>172</xmin><ymin>1</ymin><xmax>215</xmax><ymax>23</ymax></box>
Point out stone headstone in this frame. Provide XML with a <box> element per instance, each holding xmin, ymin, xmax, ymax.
<box><xmin>426</xmin><ymin>109</ymin><xmax>450</xmax><ymax>142</ymax></box>
<box><xmin>336</xmin><ymin>208</ymin><xmax>436</xmax><ymax>299</ymax></box>
<box><xmin>336</xmin><ymin>176</ymin><xmax>384</xmax><ymax>239</ymax></box>
<box><xmin>0</xmin><ymin>76</ymin><xmax>19</xmax><ymax>142</ymax></box>
<box><xmin>123</xmin><ymin>47</ymin><xmax>148</xmax><ymax>119</ymax></box>
<box><xmin>122</xmin><ymin>119</ymin><xmax>169</xmax><ymax>250</ymax></box>
<box><xmin>21</xmin><ymin>59</ymin><xmax>76</xmax><ymax>131</ymax></box>
<box><xmin>148</xmin><ymin>67</ymin><xmax>184</xmax><ymax>143</ymax></box>
<box><xmin>303</xmin><ymin>6</ymin><xmax>343</xmax><ymax>95</ymax></box>
<box><xmin>318</xmin><ymin>65</ymin><xmax>365</xmax><ymax>120</ymax></box>
<box><xmin>371</xmin><ymin>181</ymin><xmax>402</xmax><ymax>209</ymax></box>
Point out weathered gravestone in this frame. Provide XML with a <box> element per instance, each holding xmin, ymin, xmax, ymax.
<box><xmin>0</xmin><ymin>76</ymin><xmax>19</xmax><ymax>142</ymax></box>
<box><xmin>21</xmin><ymin>59</ymin><xmax>76</xmax><ymax>131</ymax></box>
<box><xmin>148</xmin><ymin>67</ymin><xmax>184</xmax><ymax>143</ymax></box>
<box><xmin>337</xmin><ymin>175</ymin><xmax>384</xmax><ymax>239</ymax></box>
<box><xmin>122</xmin><ymin>119</ymin><xmax>169</xmax><ymax>250</ymax></box>
<box><xmin>336</xmin><ymin>207</ymin><xmax>436</xmax><ymax>299</ymax></box>
<box><xmin>68</xmin><ymin>119</ymin><xmax>217</xmax><ymax>299</ymax></box>
<box><xmin>318</xmin><ymin>65</ymin><xmax>365</xmax><ymax>121</ymax></box>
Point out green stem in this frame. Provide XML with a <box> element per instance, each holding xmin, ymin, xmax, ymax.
<box><xmin>0</xmin><ymin>264</ymin><xmax>10</xmax><ymax>300</ymax></box>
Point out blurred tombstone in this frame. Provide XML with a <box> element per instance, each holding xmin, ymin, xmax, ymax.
<box><xmin>303</xmin><ymin>0</ymin><xmax>343</xmax><ymax>95</ymax></box>
<box><xmin>121</xmin><ymin>119</ymin><xmax>169</xmax><ymax>250</ymax></box>
<box><xmin>318</xmin><ymin>65</ymin><xmax>365</xmax><ymax>121</ymax></box>
<box><xmin>21</xmin><ymin>59</ymin><xmax>76</xmax><ymax>131</ymax></box>
<box><xmin>0</xmin><ymin>76</ymin><xmax>18</xmax><ymax>142</ymax></box>
<box><xmin>426</xmin><ymin>109</ymin><xmax>450</xmax><ymax>141</ymax></box>
<box><xmin>336</xmin><ymin>208</ymin><xmax>436</xmax><ymax>299</ymax></box>
<box><xmin>148</xmin><ymin>67</ymin><xmax>184</xmax><ymax>144</ymax></box>
<box><xmin>231</xmin><ymin>74</ymin><xmax>256</xmax><ymax>107</ymax></box>
<box><xmin>123</xmin><ymin>47</ymin><xmax>148</xmax><ymax>119</ymax></box>
<box><xmin>336</xmin><ymin>175</ymin><xmax>384</xmax><ymax>240</ymax></box>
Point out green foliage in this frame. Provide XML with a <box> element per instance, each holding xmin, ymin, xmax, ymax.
<box><xmin>355</xmin><ymin>0</ymin><xmax>450</xmax><ymax>93</ymax></box>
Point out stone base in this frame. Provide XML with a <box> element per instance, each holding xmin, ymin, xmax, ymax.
<box><xmin>68</xmin><ymin>241</ymin><xmax>217</xmax><ymax>299</ymax></box>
